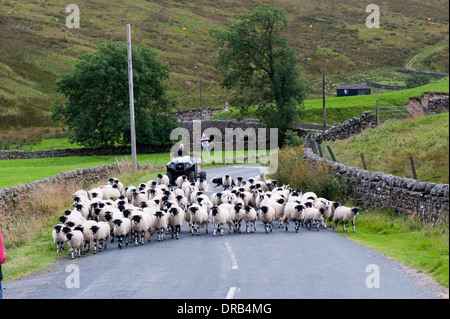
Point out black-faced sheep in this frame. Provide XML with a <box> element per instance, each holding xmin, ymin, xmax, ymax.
<box><xmin>333</xmin><ymin>206</ymin><xmax>359</xmax><ymax>232</ymax></box>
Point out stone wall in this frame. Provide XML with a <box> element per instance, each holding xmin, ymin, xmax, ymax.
<box><xmin>366</xmin><ymin>80</ymin><xmax>405</xmax><ymax>90</ymax></box>
<box><xmin>427</xmin><ymin>96</ymin><xmax>449</xmax><ymax>114</ymax></box>
<box><xmin>0</xmin><ymin>145</ymin><xmax>172</xmax><ymax>160</ymax></box>
<box><xmin>399</xmin><ymin>68</ymin><xmax>448</xmax><ymax>78</ymax></box>
<box><xmin>0</xmin><ymin>163</ymin><xmax>165</xmax><ymax>220</ymax></box>
<box><xmin>303</xmin><ymin>111</ymin><xmax>449</xmax><ymax>224</ymax></box>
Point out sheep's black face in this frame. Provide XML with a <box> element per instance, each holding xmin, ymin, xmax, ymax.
<box><xmin>334</xmin><ymin>202</ymin><xmax>340</xmax><ymax>209</ymax></box>
<box><xmin>54</xmin><ymin>225</ymin><xmax>62</xmax><ymax>232</ymax></box>
<box><xmin>59</xmin><ymin>216</ymin><xmax>67</xmax><ymax>223</ymax></box>
<box><xmin>113</xmin><ymin>219</ymin><xmax>123</xmax><ymax>227</ymax></box>
<box><xmin>319</xmin><ymin>208</ymin><xmax>325</xmax><ymax>215</ymax></box>
<box><xmin>66</xmin><ymin>233</ymin><xmax>73</xmax><ymax>240</ymax></box>
<box><xmin>211</xmin><ymin>208</ymin><xmax>219</xmax><ymax>216</ymax></box>
<box><xmin>132</xmin><ymin>215</ymin><xmax>142</xmax><ymax>224</ymax></box>
<box><xmin>154</xmin><ymin>211</ymin><xmax>164</xmax><ymax>219</ymax></box>
<box><xmin>261</xmin><ymin>206</ymin><xmax>268</xmax><ymax>214</ymax></box>
<box><xmin>190</xmin><ymin>207</ymin><xmax>198</xmax><ymax>214</ymax></box>
<box><xmin>295</xmin><ymin>205</ymin><xmax>304</xmax><ymax>212</ymax></box>
<box><xmin>170</xmin><ymin>208</ymin><xmax>178</xmax><ymax>216</ymax></box>
<box><xmin>158</xmin><ymin>174</ymin><xmax>163</xmax><ymax>179</ymax></box>
<box><xmin>91</xmin><ymin>225</ymin><xmax>99</xmax><ymax>234</ymax></box>
<box><xmin>352</xmin><ymin>208</ymin><xmax>359</xmax><ymax>215</ymax></box>
<box><xmin>277</xmin><ymin>198</ymin><xmax>285</xmax><ymax>205</ymax></box>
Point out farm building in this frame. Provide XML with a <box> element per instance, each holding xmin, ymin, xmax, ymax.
<box><xmin>337</xmin><ymin>84</ymin><xmax>371</xmax><ymax>97</ymax></box>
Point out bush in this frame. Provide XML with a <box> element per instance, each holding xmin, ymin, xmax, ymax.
<box><xmin>405</xmin><ymin>73</ymin><xmax>430</xmax><ymax>89</ymax></box>
<box><xmin>270</xmin><ymin>146</ymin><xmax>353</xmax><ymax>201</ymax></box>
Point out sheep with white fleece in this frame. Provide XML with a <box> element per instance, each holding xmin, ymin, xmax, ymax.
<box><xmin>259</xmin><ymin>205</ymin><xmax>275</xmax><ymax>234</ymax></box>
<box><xmin>303</xmin><ymin>207</ymin><xmax>326</xmax><ymax>231</ymax></box>
<box><xmin>153</xmin><ymin>210</ymin><xmax>170</xmax><ymax>241</ymax></box>
<box><xmin>243</xmin><ymin>205</ymin><xmax>257</xmax><ymax>233</ymax></box>
<box><xmin>189</xmin><ymin>204</ymin><xmax>209</xmax><ymax>236</ymax></box>
<box><xmin>65</xmin><ymin>230</ymin><xmax>84</xmax><ymax>259</ymax></box>
<box><xmin>333</xmin><ymin>206</ymin><xmax>359</xmax><ymax>232</ymax></box>
<box><xmin>282</xmin><ymin>202</ymin><xmax>305</xmax><ymax>233</ymax></box>
<box><xmin>90</xmin><ymin>221</ymin><xmax>110</xmax><ymax>253</ymax></box>
<box><xmin>52</xmin><ymin>224</ymin><xmax>66</xmax><ymax>253</ymax></box>
<box><xmin>168</xmin><ymin>206</ymin><xmax>185</xmax><ymax>240</ymax></box>
<box><xmin>210</xmin><ymin>205</ymin><xmax>234</xmax><ymax>236</ymax></box>
<box><xmin>112</xmin><ymin>218</ymin><xmax>132</xmax><ymax>249</ymax></box>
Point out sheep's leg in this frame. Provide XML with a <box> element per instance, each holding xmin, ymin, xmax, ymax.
<box><xmin>93</xmin><ymin>239</ymin><xmax>98</xmax><ymax>254</ymax></box>
<box><xmin>220</xmin><ymin>225</ymin><xmax>224</xmax><ymax>236</ymax></box>
<box><xmin>213</xmin><ymin>224</ymin><xmax>217</xmax><ymax>236</ymax></box>
<box><xmin>176</xmin><ymin>225</ymin><xmax>180</xmax><ymax>239</ymax></box>
<box><xmin>71</xmin><ymin>248</ymin><xmax>75</xmax><ymax>259</ymax></box>
<box><xmin>316</xmin><ymin>220</ymin><xmax>320</xmax><ymax>231</ymax></box>
<box><xmin>352</xmin><ymin>221</ymin><xmax>355</xmax><ymax>232</ymax></box>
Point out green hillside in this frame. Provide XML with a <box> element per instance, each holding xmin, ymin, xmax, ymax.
<box><xmin>0</xmin><ymin>0</ymin><xmax>448</xmax><ymax>133</ymax></box>
<box><xmin>322</xmin><ymin>112</ymin><xmax>449</xmax><ymax>184</ymax></box>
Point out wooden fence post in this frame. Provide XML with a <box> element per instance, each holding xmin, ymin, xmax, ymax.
<box><xmin>327</xmin><ymin>145</ymin><xmax>337</xmax><ymax>162</ymax></box>
<box><xmin>360</xmin><ymin>152</ymin><xmax>367</xmax><ymax>170</ymax></box>
<box><xmin>318</xmin><ymin>143</ymin><xmax>323</xmax><ymax>158</ymax></box>
<box><xmin>115</xmin><ymin>157</ymin><xmax>122</xmax><ymax>174</ymax></box>
<box><xmin>410</xmin><ymin>156</ymin><xmax>417</xmax><ymax>180</ymax></box>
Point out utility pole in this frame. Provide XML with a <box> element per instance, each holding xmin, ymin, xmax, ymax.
<box><xmin>200</xmin><ymin>80</ymin><xmax>203</xmax><ymax>121</ymax></box>
<box><xmin>126</xmin><ymin>24</ymin><xmax>137</xmax><ymax>171</ymax></box>
<box><xmin>322</xmin><ymin>69</ymin><xmax>326</xmax><ymax>130</ymax></box>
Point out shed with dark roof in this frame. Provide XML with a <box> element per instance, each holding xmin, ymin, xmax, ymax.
<box><xmin>337</xmin><ymin>84</ymin><xmax>371</xmax><ymax>97</ymax></box>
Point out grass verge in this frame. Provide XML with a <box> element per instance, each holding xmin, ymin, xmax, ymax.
<box><xmin>337</xmin><ymin>210</ymin><xmax>449</xmax><ymax>289</ymax></box>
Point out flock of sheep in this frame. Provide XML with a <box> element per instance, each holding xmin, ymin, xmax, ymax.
<box><xmin>52</xmin><ymin>173</ymin><xmax>359</xmax><ymax>259</ymax></box>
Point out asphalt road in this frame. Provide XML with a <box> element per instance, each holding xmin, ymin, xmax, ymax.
<box><xmin>3</xmin><ymin>165</ymin><xmax>443</xmax><ymax>299</ymax></box>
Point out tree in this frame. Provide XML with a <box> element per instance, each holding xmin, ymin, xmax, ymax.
<box><xmin>53</xmin><ymin>42</ymin><xmax>178</xmax><ymax>148</ymax></box>
<box><xmin>405</xmin><ymin>73</ymin><xmax>430</xmax><ymax>89</ymax></box>
<box><xmin>210</xmin><ymin>4</ymin><xmax>309</xmax><ymax>145</ymax></box>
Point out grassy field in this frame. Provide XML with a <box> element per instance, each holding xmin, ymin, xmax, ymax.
<box><xmin>0</xmin><ymin>149</ymin><xmax>269</xmax><ymax>188</ymax></box>
<box><xmin>0</xmin><ymin>0</ymin><xmax>448</xmax><ymax>134</ymax></box>
<box><xmin>212</xmin><ymin>77</ymin><xmax>449</xmax><ymax>125</ymax></box>
<box><xmin>322</xmin><ymin>112</ymin><xmax>449</xmax><ymax>184</ymax></box>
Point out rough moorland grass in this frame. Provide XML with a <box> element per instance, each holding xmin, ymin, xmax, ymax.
<box><xmin>322</xmin><ymin>112</ymin><xmax>449</xmax><ymax>184</ymax></box>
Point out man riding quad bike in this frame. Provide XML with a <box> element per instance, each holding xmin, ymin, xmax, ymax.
<box><xmin>166</xmin><ymin>144</ymin><xmax>206</xmax><ymax>185</ymax></box>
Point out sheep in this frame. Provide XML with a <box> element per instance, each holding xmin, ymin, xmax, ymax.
<box><xmin>263</xmin><ymin>197</ymin><xmax>286</xmax><ymax>228</ymax></box>
<box><xmin>113</xmin><ymin>218</ymin><xmax>132</xmax><ymax>249</ymax></box>
<box><xmin>222</xmin><ymin>175</ymin><xmax>233</xmax><ymax>190</ymax></box>
<box><xmin>210</xmin><ymin>192</ymin><xmax>223</xmax><ymax>206</ymax></box>
<box><xmin>65</xmin><ymin>230</ymin><xmax>84</xmax><ymax>259</ymax></box>
<box><xmin>282</xmin><ymin>202</ymin><xmax>305</xmax><ymax>233</ymax></box>
<box><xmin>108</xmin><ymin>177</ymin><xmax>124</xmax><ymax>194</ymax></box>
<box><xmin>189</xmin><ymin>204</ymin><xmax>209</xmax><ymax>236</ymax></box>
<box><xmin>52</xmin><ymin>224</ymin><xmax>66</xmax><ymax>253</ymax></box>
<box><xmin>157</xmin><ymin>173</ymin><xmax>170</xmax><ymax>186</ymax></box>
<box><xmin>175</xmin><ymin>194</ymin><xmax>189</xmax><ymax>212</ymax></box>
<box><xmin>333</xmin><ymin>206</ymin><xmax>359</xmax><ymax>232</ymax></box>
<box><xmin>303</xmin><ymin>207</ymin><xmax>326</xmax><ymax>231</ymax></box>
<box><xmin>153</xmin><ymin>210</ymin><xmax>170</xmax><ymax>241</ymax></box>
<box><xmin>210</xmin><ymin>205</ymin><xmax>234</xmax><ymax>236</ymax></box>
<box><xmin>327</xmin><ymin>201</ymin><xmax>340</xmax><ymax>227</ymax></box>
<box><xmin>176</xmin><ymin>175</ymin><xmax>188</xmax><ymax>188</ymax></box>
<box><xmin>131</xmin><ymin>211</ymin><xmax>153</xmax><ymax>245</ymax></box>
<box><xmin>195</xmin><ymin>178</ymin><xmax>208</xmax><ymax>191</ymax></box>
<box><xmin>59</xmin><ymin>211</ymin><xmax>86</xmax><ymax>227</ymax></box>
<box><xmin>259</xmin><ymin>205</ymin><xmax>275</xmax><ymax>234</ymax></box>
<box><xmin>100</xmin><ymin>184</ymin><xmax>121</xmax><ymax>200</ymax></box>
<box><xmin>74</xmin><ymin>220</ymin><xmax>98</xmax><ymax>254</ymax></box>
<box><xmin>243</xmin><ymin>205</ymin><xmax>257</xmax><ymax>233</ymax></box>
<box><xmin>132</xmin><ymin>191</ymin><xmax>148</xmax><ymax>207</ymax></box>
<box><xmin>231</xmin><ymin>202</ymin><xmax>245</xmax><ymax>233</ymax></box>
<box><xmin>90</xmin><ymin>221</ymin><xmax>110</xmax><ymax>254</ymax></box>
<box><xmin>168</xmin><ymin>206</ymin><xmax>185</xmax><ymax>240</ymax></box>
<box><xmin>301</xmin><ymin>191</ymin><xmax>317</xmax><ymax>202</ymax></box>
<box><xmin>125</xmin><ymin>186</ymin><xmax>137</xmax><ymax>203</ymax></box>
<box><xmin>72</xmin><ymin>201</ymin><xmax>90</xmax><ymax>219</ymax></box>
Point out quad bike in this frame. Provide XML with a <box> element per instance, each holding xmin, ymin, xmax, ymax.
<box><xmin>166</xmin><ymin>155</ymin><xmax>206</xmax><ymax>186</ymax></box>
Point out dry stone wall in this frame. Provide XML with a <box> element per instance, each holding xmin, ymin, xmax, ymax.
<box><xmin>303</xmin><ymin>111</ymin><xmax>449</xmax><ymax>224</ymax></box>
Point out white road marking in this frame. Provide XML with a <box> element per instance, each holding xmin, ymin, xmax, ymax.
<box><xmin>225</xmin><ymin>242</ymin><xmax>238</xmax><ymax>270</ymax></box>
<box><xmin>226</xmin><ymin>286</ymin><xmax>239</xmax><ymax>299</ymax></box>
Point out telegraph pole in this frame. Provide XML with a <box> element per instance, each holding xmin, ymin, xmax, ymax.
<box><xmin>126</xmin><ymin>24</ymin><xmax>137</xmax><ymax>171</ymax></box>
